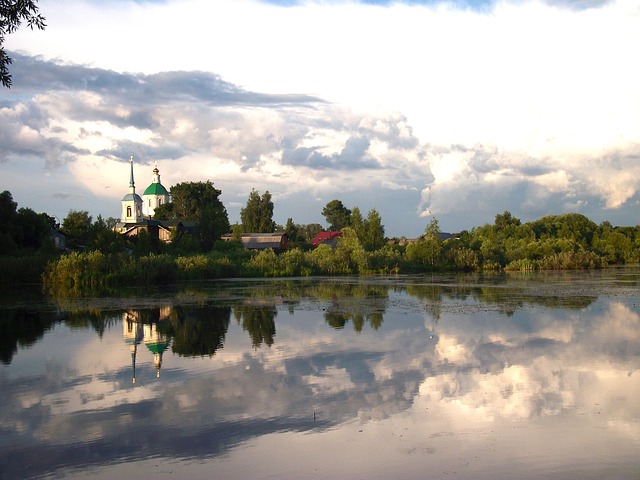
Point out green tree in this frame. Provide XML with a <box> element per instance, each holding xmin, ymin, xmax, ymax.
<box><xmin>1</xmin><ymin>0</ymin><xmax>46</xmax><ymax>88</ymax></box>
<box><xmin>298</xmin><ymin>223</ymin><xmax>323</xmax><ymax>243</ymax></box>
<box><xmin>90</xmin><ymin>214</ymin><xmax>126</xmax><ymax>253</ymax></box>
<box><xmin>61</xmin><ymin>210</ymin><xmax>92</xmax><ymax>248</ymax></box>
<box><xmin>494</xmin><ymin>210</ymin><xmax>521</xmax><ymax>229</ymax></box>
<box><xmin>406</xmin><ymin>218</ymin><xmax>442</xmax><ymax>267</ymax></box>
<box><xmin>155</xmin><ymin>181</ymin><xmax>230</xmax><ymax>249</ymax></box>
<box><xmin>240</xmin><ymin>189</ymin><xmax>276</xmax><ymax>233</ymax></box>
<box><xmin>322</xmin><ymin>199</ymin><xmax>351</xmax><ymax>230</ymax></box>
<box><xmin>13</xmin><ymin>207</ymin><xmax>53</xmax><ymax>250</ymax></box>
<box><xmin>0</xmin><ymin>190</ymin><xmax>18</xmax><ymax>252</ymax></box>
<box><xmin>350</xmin><ymin>206</ymin><xmax>365</xmax><ymax>242</ymax></box>
<box><xmin>284</xmin><ymin>218</ymin><xmax>300</xmax><ymax>243</ymax></box>
<box><xmin>334</xmin><ymin>227</ymin><xmax>367</xmax><ymax>273</ymax></box>
<box><xmin>363</xmin><ymin>208</ymin><xmax>385</xmax><ymax>251</ymax></box>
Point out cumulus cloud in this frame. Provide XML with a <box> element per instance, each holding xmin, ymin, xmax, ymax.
<box><xmin>3</xmin><ymin>0</ymin><xmax>640</xmax><ymax>234</ymax></box>
<box><xmin>419</xmin><ymin>142</ymin><xmax>640</xmax><ymax>226</ymax></box>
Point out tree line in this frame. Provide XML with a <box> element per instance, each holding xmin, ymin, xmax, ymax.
<box><xmin>1</xmin><ymin>184</ymin><xmax>640</xmax><ymax>288</ymax></box>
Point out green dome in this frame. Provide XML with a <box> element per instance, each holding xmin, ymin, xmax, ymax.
<box><xmin>146</xmin><ymin>341</ymin><xmax>169</xmax><ymax>355</ymax></box>
<box><xmin>143</xmin><ymin>183</ymin><xmax>169</xmax><ymax>196</ymax></box>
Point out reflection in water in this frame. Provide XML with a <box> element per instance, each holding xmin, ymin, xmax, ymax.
<box><xmin>123</xmin><ymin>309</ymin><xmax>172</xmax><ymax>383</ymax></box>
<box><xmin>234</xmin><ymin>303</ymin><xmax>277</xmax><ymax>348</ymax></box>
<box><xmin>0</xmin><ymin>270</ymin><xmax>639</xmax><ymax>479</ymax></box>
<box><xmin>162</xmin><ymin>305</ymin><xmax>231</xmax><ymax>357</ymax></box>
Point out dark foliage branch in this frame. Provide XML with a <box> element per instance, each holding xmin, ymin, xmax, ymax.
<box><xmin>1</xmin><ymin>0</ymin><xmax>46</xmax><ymax>87</ymax></box>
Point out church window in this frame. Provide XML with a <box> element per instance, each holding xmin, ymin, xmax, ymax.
<box><xmin>127</xmin><ymin>206</ymin><xmax>132</xmax><ymax>217</ymax></box>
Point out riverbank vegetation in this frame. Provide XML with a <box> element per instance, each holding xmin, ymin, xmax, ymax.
<box><xmin>1</xmin><ymin>188</ymin><xmax>639</xmax><ymax>290</ymax></box>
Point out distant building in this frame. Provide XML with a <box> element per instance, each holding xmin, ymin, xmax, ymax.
<box><xmin>142</xmin><ymin>163</ymin><xmax>171</xmax><ymax>217</ymax></box>
<box><xmin>114</xmin><ymin>156</ymin><xmax>175</xmax><ymax>242</ymax></box>
<box><xmin>311</xmin><ymin>231</ymin><xmax>343</xmax><ymax>248</ymax></box>
<box><xmin>119</xmin><ymin>155</ymin><xmax>143</xmax><ymax>224</ymax></box>
<box><xmin>49</xmin><ymin>228</ymin><xmax>66</xmax><ymax>250</ymax></box>
<box><xmin>221</xmin><ymin>233</ymin><xmax>289</xmax><ymax>251</ymax></box>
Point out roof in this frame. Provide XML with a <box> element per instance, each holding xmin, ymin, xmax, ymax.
<box><xmin>143</xmin><ymin>183</ymin><xmax>169</xmax><ymax>196</ymax></box>
<box><xmin>221</xmin><ymin>233</ymin><xmax>288</xmax><ymax>250</ymax></box>
<box><xmin>312</xmin><ymin>231</ymin><xmax>343</xmax><ymax>246</ymax></box>
<box><xmin>122</xmin><ymin>193</ymin><xmax>143</xmax><ymax>202</ymax></box>
<box><xmin>145</xmin><ymin>341</ymin><xmax>170</xmax><ymax>355</ymax></box>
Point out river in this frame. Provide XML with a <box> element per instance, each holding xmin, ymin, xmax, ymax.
<box><xmin>1</xmin><ymin>268</ymin><xmax>639</xmax><ymax>479</ymax></box>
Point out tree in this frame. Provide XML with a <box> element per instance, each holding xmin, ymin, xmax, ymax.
<box><xmin>322</xmin><ymin>199</ymin><xmax>351</xmax><ymax>231</ymax></box>
<box><xmin>350</xmin><ymin>206</ymin><xmax>365</xmax><ymax>242</ymax></box>
<box><xmin>1</xmin><ymin>0</ymin><xmax>46</xmax><ymax>88</ymax></box>
<box><xmin>0</xmin><ymin>190</ymin><xmax>18</xmax><ymax>252</ymax></box>
<box><xmin>363</xmin><ymin>208</ymin><xmax>385</xmax><ymax>251</ymax></box>
<box><xmin>91</xmin><ymin>214</ymin><xmax>126</xmax><ymax>253</ymax></box>
<box><xmin>240</xmin><ymin>189</ymin><xmax>276</xmax><ymax>233</ymax></box>
<box><xmin>494</xmin><ymin>210</ymin><xmax>521</xmax><ymax>230</ymax></box>
<box><xmin>154</xmin><ymin>181</ymin><xmax>230</xmax><ymax>248</ymax></box>
<box><xmin>298</xmin><ymin>223</ymin><xmax>323</xmax><ymax>243</ymax></box>
<box><xmin>13</xmin><ymin>207</ymin><xmax>53</xmax><ymax>250</ymax></box>
<box><xmin>284</xmin><ymin>218</ymin><xmax>300</xmax><ymax>243</ymax></box>
<box><xmin>406</xmin><ymin>218</ymin><xmax>442</xmax><ymax>267</ymax></box>
<box><xmin>61</xmin><ymin>210</ymin><xmax>92</xmax><ymax>248</ymax></box>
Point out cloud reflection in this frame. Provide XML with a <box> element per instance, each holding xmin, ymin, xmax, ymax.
<box><xmin>1</xmin><ymin>274</ymin><xmax>639</xmax><ymax>478</ymax></box>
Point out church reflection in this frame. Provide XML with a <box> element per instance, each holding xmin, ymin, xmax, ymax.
<box><xmin>123</xmin><ymin>307</ymin><xmax>172</xmax><ymax>384</ymax></box>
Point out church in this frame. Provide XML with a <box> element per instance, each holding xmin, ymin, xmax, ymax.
<box><xmin>114</xmin><ymin>156</ymin><xmax>174</xmax><ymax>241</ymax></box>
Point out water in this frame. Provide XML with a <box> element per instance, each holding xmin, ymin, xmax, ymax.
<box><xmin>1</xmin><ymin>269</ymin><xmax>640</xmax><ymax>479</ymax></box>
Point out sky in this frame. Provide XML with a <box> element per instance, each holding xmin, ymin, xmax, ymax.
<box><xmin>2</xmin><ymin>0</ymin><xmax>639</xmax><ymax>237</ymax></box>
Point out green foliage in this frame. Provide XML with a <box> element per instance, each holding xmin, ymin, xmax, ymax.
<box><xmin>1</xmin><ymin>0</ymin><xmax>46</xmax><ymax>88</ymax></box>
<box><xmin>0</xmin><ymin>191</ymin><xmax>55</xmax><ymax>254</ymax></box>
<box><xmin>43</xmin><ymin>250</ymin><xmax>113</xmax><ymax>290</ymax></box>
<box><xmin>363</xmin><ymin>208</ymin><xmax>386</xmax><ymax>251</ymax></box>
<box><xmin>4</xmin><ymin>171</ymin><xmax>636</xmax><ymax>291</ymax></box>
<box><xmin>247</xmin><ymin>248</ymin><xmax>279</xmax><ymax>276</ymax></box>
<box><xmin>309</xmin><ymin>243</ymin><xmax>340</xmax><ymax>275</ymax></box>
<box><xmin>298</xmin><ymin>223</ymin><xmax>323</xmax><ymax>243</ymax></box>
<box><xmin>61</xmin><ymin>210</ymin><xmax>92</xmax><ymax>248</ymax></box>
<box><xmin>278</xmin><ymin>248</ymin><xmax>311</xmax><ymax>276</ymax></box>
<box><xmin>322</xmin><ymin>199</ymin><xmax>351</xmax><ymax>230</ymax></box>
<box><xmin>350</xmin><ymin>207</ymin><xmax>365</xmax><ymax>242</ymax></box>
<box><xmin>334</xmin><ymin>228</ymin><xmax>368</xmax><ymax>274</ymax></box>
<box><xmin>0</xmin><ymin>252</ymin><xmax>52</xmax><ymax>284</ymax></box>
<box><xmin>156</xmin><ymin>181</ymin><xmax>230</xmax><ymax>249</ymax></box>
<box><xmin>405</xmin><ymin>218</ymin><xmax>443</xmax><ymax>269</ymax></box>
<box><xmin>240</xmin><ymin>189</ymin><xmax>276</xmax><ymax>233</ymax></box>
<box><xmin>284</xmin><ymin>218</ymin><xmax>300</xmax><ymax>243</ymax></box>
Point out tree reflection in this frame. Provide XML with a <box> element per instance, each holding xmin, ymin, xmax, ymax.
<box><xmin>0</xmin><ymin>309</ymin><xmax>59</xmax><ymax>364</ymax></box>
<box><xmin>322</xmin><ymin>283</ymin><xmax>387</xmax><ymax>332</ymax></box>
<box><xmin>159</xmin><ymin>305</ymin><xmax>231</xmax><ymax>357</ymax></box>
<box><xmin>234</xmin><ymin>303</ymin><xmax>276</xmax><ymax>348</ymax></box>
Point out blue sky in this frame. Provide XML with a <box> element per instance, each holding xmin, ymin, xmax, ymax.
<box><xmin>2</xmin><ymin>0</ymin><xmax>639</xmax><ymax>236</ymax></box>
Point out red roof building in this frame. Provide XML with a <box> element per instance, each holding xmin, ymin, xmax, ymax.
<box><xmin>311</xmin><ymin>231</ymin><xmax>343</xmax><ymax>248</ymax></box>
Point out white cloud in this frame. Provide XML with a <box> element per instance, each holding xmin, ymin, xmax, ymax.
<box><xmin>3</xmin><ymin>0</ymin><xmax>640</xmax><ymax>234</ymax></box>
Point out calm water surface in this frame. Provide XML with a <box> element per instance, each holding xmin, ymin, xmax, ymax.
<box><xmin>1</xmin><ymin>268</ymin><xmax>640</xmax><ymax>479</ymax></box>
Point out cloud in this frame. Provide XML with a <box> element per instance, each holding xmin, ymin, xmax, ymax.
<box><xmin>419</xmin><ymin>142</ymin><xmax>640</xmax><ymax>225</ymax></box>
<box><xmin>3</xmin><ymin>0</ymin><xmax>640</xmax><ymax>234</ymax></box>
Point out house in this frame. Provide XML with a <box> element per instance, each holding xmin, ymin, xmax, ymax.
<box><xmin>221</xmin><ymin>233</ymin><xmax>288</xmax><ymax>251</ymax></box>
<box><xmin>116</xmin><ymin>219</ymin><xmax>173</xmax><ymax>242</ymax></box>
<box><xmin>49</xmin><ymin>228</ymin><xmax>66</xmax><ymax>250</ymax></box>
<box><xmin>312</xmin><ymin>231</ymin><xmax>343</xmax><ymax>248</ymax></box>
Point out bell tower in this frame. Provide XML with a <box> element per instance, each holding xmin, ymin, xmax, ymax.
<box><xmin>121</xmin><ymin>155</ymin><xmax>143</xmax><ymax>223</ymax></box>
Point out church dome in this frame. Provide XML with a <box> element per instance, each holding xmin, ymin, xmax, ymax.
<box><xmin>143</xmin><ymin>183</ymin><xmax>169</xmax><ymax>196</ymax></box>
<box><xmin>122</xmin><ymin>193</ymin><xmax>143</xmax><ymax>202</ymax></box>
